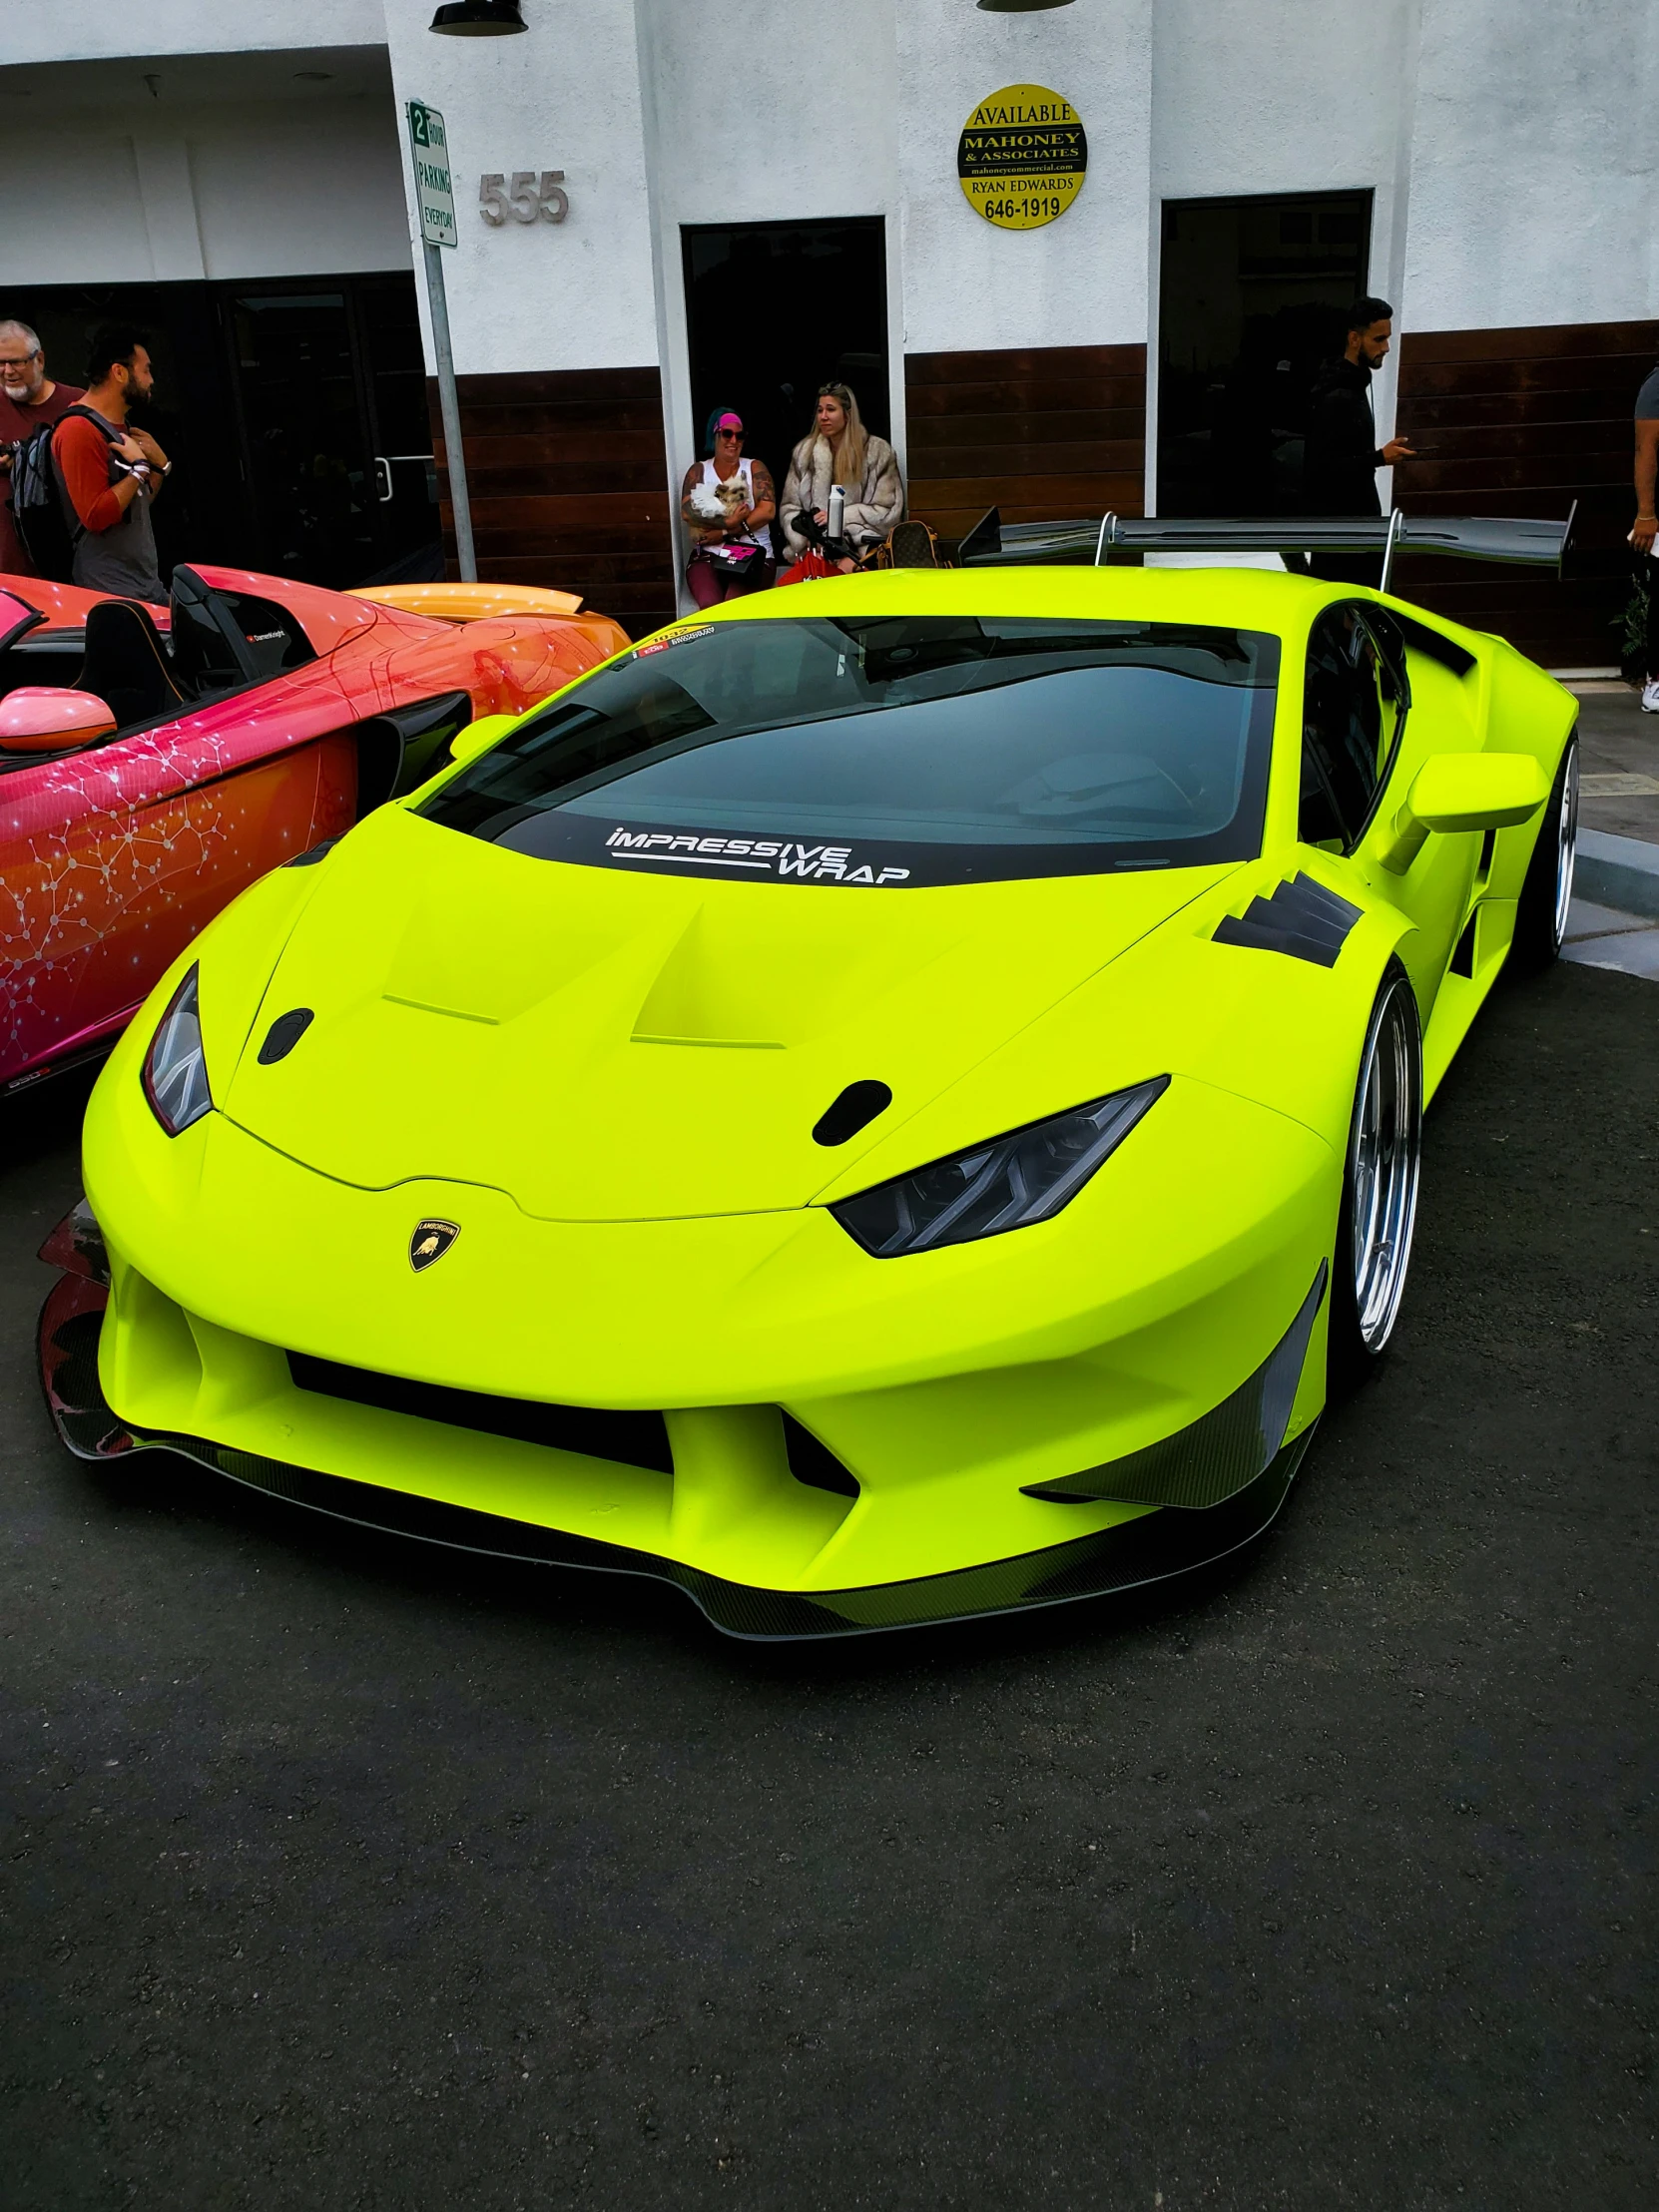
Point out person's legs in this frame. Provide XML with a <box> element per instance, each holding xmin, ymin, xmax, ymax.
<box><xmin>685</xmin><ymin>552</ymin><xmax>724</xmax><ymax>611</ymax></box>
<box><xmin>1644</xmin><ymin>559</ymin><xmax>1659</xmax><ymax>712</ymax></box>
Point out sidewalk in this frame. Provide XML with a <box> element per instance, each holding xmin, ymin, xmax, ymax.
<box><xmin>1573</xmin><ymin>679</ymin><xmax>1659</xmax><ymax>842</ymax></box>
<box><xmin>1561</xmin><ymin>679</ymin><xmax>1659</xmax><ymax>978</ymax></box>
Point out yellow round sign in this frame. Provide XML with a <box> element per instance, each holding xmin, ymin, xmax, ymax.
<box><xmin>957</xmin><ymin>84</ymin><xmax>1087</xmax><ymax>231</ymax></box>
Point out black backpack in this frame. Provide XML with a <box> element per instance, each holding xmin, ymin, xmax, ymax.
<box><xmin>10</xmin><ymin>404</ymin><xmax>104</xmax><ymax>582</ymax></box>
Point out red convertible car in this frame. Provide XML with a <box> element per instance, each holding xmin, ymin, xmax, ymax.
<box><xmin>0</xmin><ymin>565</ymin><xmax>629</xmax><ymax>1096</ymax></box>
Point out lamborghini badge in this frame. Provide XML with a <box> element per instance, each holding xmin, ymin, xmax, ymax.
<box><xmin>409</xmin><ymin>1219</ymin><xmax>460</xmax><ymax>1272</ymax></box>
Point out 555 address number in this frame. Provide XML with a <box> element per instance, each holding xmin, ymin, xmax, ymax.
<box><xmin>479</xmin><ymin>170</ymin><xmax>569</xmax><ymax>226</ymax></box>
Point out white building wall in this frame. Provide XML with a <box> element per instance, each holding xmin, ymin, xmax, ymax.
<box><xmin>1404</xmin><ymin>0</ymin><xmax>1659</xmax><ymax>331</ymax></box>
<box><xmin>10</xmin><ymin>0</ymin><xmax>1653</xmax><ymax>362</ymax></box>
<box><xmin>4</xmin><ymin>0</ymin><xmax>1651</xmax><ymax>494</ymax></box>
<box><xmin>1148</xmin><ymin>0</ymin><xmax>1423</xmax><ymax>509</ymax></box>
<box><xmin>1150</xmin><ymin>0</ymin><xmax>1419</xmax><ymax>311</ymax></box>
<box><xmin>633</xmin><ymin>0</ymin><xmax>902</xmax><ymax>488</ymax></box>
<box><xmin>895</xmin><ymin>0</ymin><xmax>1153</xmax><ymax>355</ymax></box>
<box><xmin>379</xmin><ymin>0</ymin><xmax>662</xmax><ymax>377</ymax></box>
<box><xmin>2</xmin><ymin>1</ymin><xmax>388</xmax><ymax>68</ymax></box>
<box><xmin>0</xmin><ymin>62</ymin><xmax>412</xmax><ymax>284</ymax></box>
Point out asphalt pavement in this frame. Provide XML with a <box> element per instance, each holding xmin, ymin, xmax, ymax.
<box><xmin>3</xmin><ymin>958</ymin><xmax>1657</xmax><ymax>2211</ymax></box>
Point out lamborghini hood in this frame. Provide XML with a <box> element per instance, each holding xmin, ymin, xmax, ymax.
<box><xmin>219</xmin><ymin>808</ymin><xmax>1238</xmax><ymax>1220</ymax></box>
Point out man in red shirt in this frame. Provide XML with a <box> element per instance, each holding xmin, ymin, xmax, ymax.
<box><xmin>51</xmin><ymin>326</ymin><xmax>171</xmax><ymax>604</ymax></box>
<box><xmin>0</xmin><ymin>320</ymin><xmax>85</xmax><ymax>578</ymax></box>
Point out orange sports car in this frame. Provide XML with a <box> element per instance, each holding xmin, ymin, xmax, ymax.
<box><xmin>0</xmin><ymin>565</ymin><xmax>628</xmax><ymax>1096</ymax></box>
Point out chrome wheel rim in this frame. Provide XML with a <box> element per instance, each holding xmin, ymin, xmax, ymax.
<box><xmin>1552</xmin><ymin>743</ymin><xmax>1579</xmax><ymax>950</ymax></box>
<box><xmin>1350</xmin><ymin>978</ymin><xmax>1421</xmax><ymax>1352</ymax></box>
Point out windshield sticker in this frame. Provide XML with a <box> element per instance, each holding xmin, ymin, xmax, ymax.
<box><xmin>635</xmin><ymin>626</ymin><xmax>716</xmax><ymax>658</ymax></box>
<box><xmin>604</xmin><ymin>827</ymin><xmax>910</xmax><ymax>885</ymax></box>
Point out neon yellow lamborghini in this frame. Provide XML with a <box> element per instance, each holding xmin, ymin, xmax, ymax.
<box><xmin>39</xmin><ymin>520</ymin><xmax>1580</xmax><ymax>1636</ymax></box>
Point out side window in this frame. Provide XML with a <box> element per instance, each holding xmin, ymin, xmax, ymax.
<box><xmin>1299</xmin><ymin>606</ymin><xmax>1409</xmax><ymax>850</ymax></box>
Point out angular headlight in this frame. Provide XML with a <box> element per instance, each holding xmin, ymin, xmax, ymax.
<box><xmin>142</xmin><ymin>964</ymin><xmax>212</xmax><ymax>1135</ymax></box>
<box><xmin>830</xmin><ymin>1076</ymin><xmax>1168</xmax><ymax>1259</ymax></box>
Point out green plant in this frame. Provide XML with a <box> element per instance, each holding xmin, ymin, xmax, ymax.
<box><xmin>1614</xmin><ymin>565</ymin><xmax>1652</xmax><ymax>678</ymax></box>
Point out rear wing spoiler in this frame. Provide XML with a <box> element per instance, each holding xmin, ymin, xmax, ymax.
<box><xmin>348</xmin><ymin>582</ymin><xmax>585</xmax><ymax>622</ymax></box>
<box><xmin>956</xmin><ymin>505</ymin><xmax>1577</xmax><ymax>592</ymax></box>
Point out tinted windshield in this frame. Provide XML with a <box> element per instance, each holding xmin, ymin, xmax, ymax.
<box><xmin>419</xmin><ymin>615</ymin><xmax>1281</xmax><ymax>887</ymax></box>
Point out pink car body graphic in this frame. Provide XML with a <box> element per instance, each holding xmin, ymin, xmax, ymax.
<box><xmin>0</xmin><ymin>566</ymin><xmax>629</xmax><ymax>1095</ymax></box>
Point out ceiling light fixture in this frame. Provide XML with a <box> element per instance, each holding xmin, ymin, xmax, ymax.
<box><xmin>429</xmin><ymin>1</ymin><xmax>528</xmax><ymax>33</ymax></box>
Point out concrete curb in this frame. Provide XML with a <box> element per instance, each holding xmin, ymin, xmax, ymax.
<box><xmin>1576</xmin><ymin>830</ymin><xmax>1659</xmax><ymax>921</ymax></box>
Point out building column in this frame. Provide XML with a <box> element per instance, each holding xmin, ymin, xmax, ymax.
<box><xmin>379</xmin><ymin>0</ymin><xmax>677</xmax><ymax>629</ymax></box>
<box><xmin>895</xmin><ymin>0</ymin><xmax>1153</xmax><ymax>544</ymax></box>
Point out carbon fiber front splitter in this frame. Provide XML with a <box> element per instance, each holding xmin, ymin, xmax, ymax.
<box><xmin>38</xmin><ymin>1273</ymin><xmax>1315</xmax><ymax>1642</ymax></box>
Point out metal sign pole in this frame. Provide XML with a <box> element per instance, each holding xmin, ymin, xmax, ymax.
<box><xmin>422</xmin><ymin>240</ymin><xmax>477</xmax><ymax>582</ymax></box>
<box><xmin>406</xmin><ymin>99</ymin><xmax>477</xmax><ymax>583</ymax></box>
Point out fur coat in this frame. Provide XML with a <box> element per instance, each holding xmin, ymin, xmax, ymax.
<box><xmin>780</xmin><ymin>431</ymin><xmax>904</xmax><ymax>557</ymax></box>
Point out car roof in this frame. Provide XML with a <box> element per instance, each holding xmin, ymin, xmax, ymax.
<box><xmin>698</xmin><ymin>563</ymin><xmax>1339</xmax><ymax>638</ymax></box>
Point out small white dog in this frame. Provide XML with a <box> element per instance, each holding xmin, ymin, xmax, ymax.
<box><xmin>689</xmin><ymin>476</ymin><xmax>749</xmax><ymax>531</ymax></box>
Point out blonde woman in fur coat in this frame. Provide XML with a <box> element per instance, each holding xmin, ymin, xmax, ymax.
<box><xmin>781</xmin><ymin>383</ymin><xmax>903</xmax><ymax>569</ymax></box>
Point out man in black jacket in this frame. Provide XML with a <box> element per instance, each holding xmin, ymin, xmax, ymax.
<box><xmin>1304</xmin><ymin>296</ymin><xmax>1414</xmax><ymax>582</ymax></box>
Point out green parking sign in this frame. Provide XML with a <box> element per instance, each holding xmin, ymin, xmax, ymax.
<box><xmin>407</xmin><ymin>101</ymin><xmax>457</xmax><ymax>248</ymax></box>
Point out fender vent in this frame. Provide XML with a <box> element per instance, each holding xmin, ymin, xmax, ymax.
<box><xmin>1212</xmin><ymin>873</ymin><xmax>1361</xmax><ymax>968</ymax></box>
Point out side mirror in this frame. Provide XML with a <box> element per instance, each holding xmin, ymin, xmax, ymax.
<box><xmin>446</xmin><ymin>713</ymin><xmax>518</xmax><ymax>769</ymax></box>
<box><xmin>1379</xmin><ymin>752</ymin><xmax>1548</xmax><ymax>874</ymax></box>
<box><xmin>0</xmin><ymin>687</ymin><xmax>118</xmax><ymax>755</ymax></box>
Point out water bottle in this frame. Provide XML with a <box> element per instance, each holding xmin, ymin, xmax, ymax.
<box><xmin>827</xmin><ymin>484</ymin><xmax>845</xmax><ymax>541</ymax></box>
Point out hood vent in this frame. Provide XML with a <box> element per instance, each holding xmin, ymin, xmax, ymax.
<box><xmin>258</xmin><ymin>1008</ymin><xmax>314</xmax><ymax>1065</ymax></box>
<box><xmin>813</xmin><ymin>1080</ymin><xmax>892</xmax><ymax>1147</ymax></box>
<box><xmin>1212</xmin><ymin>873</ymin><xmax>1361</xmax><ymax>968</ymax></box>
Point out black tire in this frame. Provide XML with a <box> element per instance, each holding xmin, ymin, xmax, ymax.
<box><xmin>1329</xmin><ymin>962</ymin><xmax>1422</xmax><ymax>1394</ymax></box>
<box><xmin>1511</xmin><ymin>735</ymin><xmax>1579</xmax><ymax>971</ymax></box>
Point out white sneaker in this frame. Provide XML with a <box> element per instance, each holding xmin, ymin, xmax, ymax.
<box><xmin>1644</xmin><ymin>679</ymin><xmax>1659</xmax><ymax>714</ymax></box>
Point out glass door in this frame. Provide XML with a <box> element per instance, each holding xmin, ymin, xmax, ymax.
<box><xmin>228</xmin><ymin>290</ymin><xmax>373</xmax><ymax>584</ymax></box>
<box><xmin>1157</xmin><ymin>192</ymin><xmax>1374</xmax><ymax>518</ymax></box>
<box><xmin>352</xmin><ymin>276</ymin><xmax>440</xmax><ymax>581</ymax></box>
<box><xmin>227</xmin><ymin>278</ymin><xmax>438</xmax><ymax>586</ymax></box>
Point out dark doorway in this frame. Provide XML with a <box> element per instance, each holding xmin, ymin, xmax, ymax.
<box><xmin>226</xmin><ymin>279</ymin><xmax>436</xmax><ymax>584</ymax></box>
<box><xmin>681</xmin><ymin>220</ymin><xmax>889</xmax><ymax>500</ymax></box>
<box><xmin>1157</xmin><ymin>192</ymin><xmax>1373</xmax><ymax>517</ymax></box>
<box><xmin>4</xmin><ymin>274</ymin><xmax>437</xmax><ymax>589</ymax></box>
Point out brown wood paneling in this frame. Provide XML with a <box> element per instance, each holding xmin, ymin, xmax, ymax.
<box><xmin>907</xmin><ymin>343</ymin><xmax>1143</xmax><ymax>383</ymax></box>
<box><xmin>450</xmin><ymin>366</ymin><xmax>664</xmax><ymax>405</ymax></box>
<box><xmin>910</xmin><ymin>443</ymin><xmax>1148</xmax><ymax>483</ymax></box>
<box><xmin>1403</xmin><ymin>387</ymin><xmax>1642</xmax><ymax>433</ymax></box>
<box><xmin>903</xmin><ymin>343</ymin><xmax>1146</xmax><ymax>549</ymax></box>
<box><xmin>906</xmin><ymin>408</ymin><xmax>1147</xmax><ymax>452</ymax></box>
<box><xmin>905</xmin><ymin>376</ymin><xmax>1147</xmax><ymax>418</ymax></box>
<box><xmin>1400</xmin><ymin>352</ymin><xmax>1656</xmax><ymax>401</ymax></box>
<box><xmin>1398</xmin><ymin>320</ymin><xmax>1659</xmax><ymax>366</ymax></box>
<box><xmin>1394</xmin><ymin>318</ymin><xmax>1657</xmax><ymax>667</ymax></box>
<box><xmin>427</xmin><ymin>364</ymin><xmax>675</xmax><ymax>637</ymax></box>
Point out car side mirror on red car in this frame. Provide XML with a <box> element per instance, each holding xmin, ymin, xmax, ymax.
<box><xmin>0</xmin><ymin>687</ymin><xmax>119</xmax><ymax>755</ymax></box>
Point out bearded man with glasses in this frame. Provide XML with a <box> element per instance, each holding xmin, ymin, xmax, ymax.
<box><xmin>0</xmin><ymin>319</ymin><xmax>84</xmax><ymax>578</ymax></box>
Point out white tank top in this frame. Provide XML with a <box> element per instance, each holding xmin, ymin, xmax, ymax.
<box><xmin>701</xmin><ymin>457</ymin><xmax>770</xmax><ymax>551</ymax></box>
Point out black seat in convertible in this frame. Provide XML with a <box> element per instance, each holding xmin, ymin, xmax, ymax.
<box><xmin>75</xmin><ymin>599</ymin><xmax>187</xmax><ymax>732</ymax></box>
